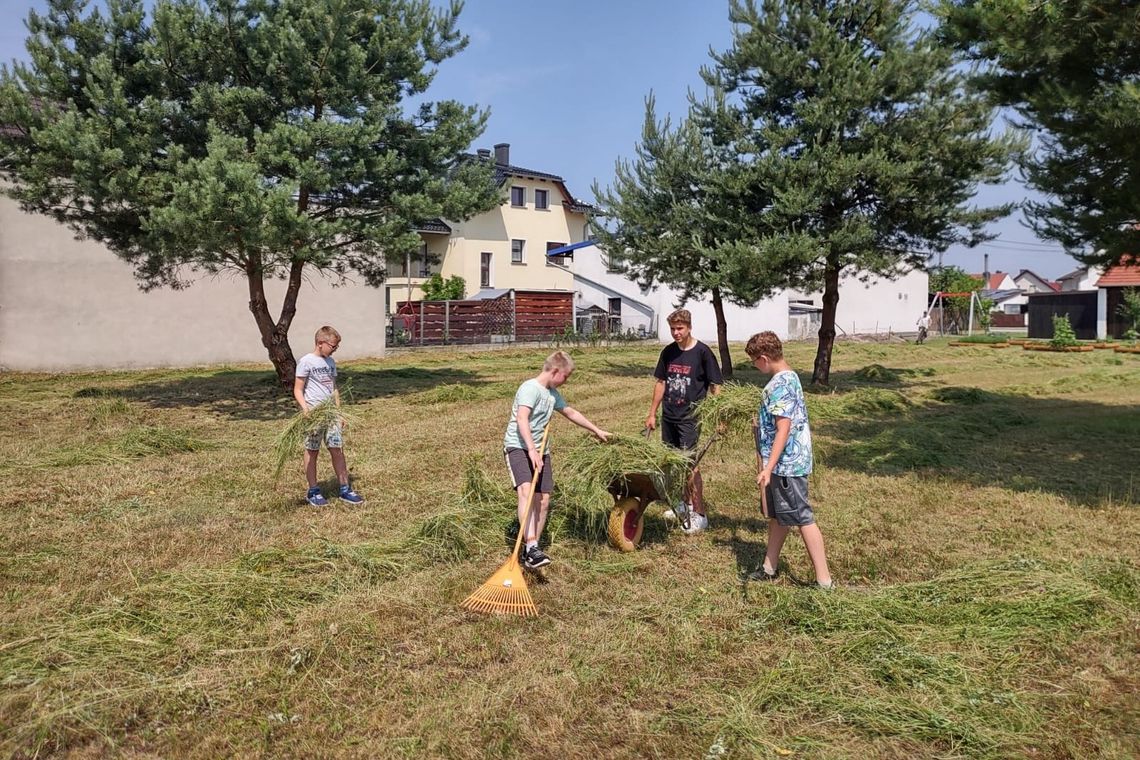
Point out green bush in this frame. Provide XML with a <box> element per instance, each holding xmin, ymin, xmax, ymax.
<box><xmin>1050</xmin><ymin>314</ymin><xmax>1078</xmax><ymax>348</ymax></box>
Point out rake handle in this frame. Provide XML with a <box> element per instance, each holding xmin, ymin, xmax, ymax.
<box><xmin>512</xmin><ymin>424</ymin><xmax>551</xmax><ymax>559</ymax></box>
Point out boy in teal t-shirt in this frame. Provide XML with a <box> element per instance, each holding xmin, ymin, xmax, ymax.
<box><xmin>745</xmin><ymin>331</ymin><xmax>833</xmax><ymax>589</ymax></box>
<box><xmin>504</xmin><ymin>350</ymin><xmax>610</xmax><ymax>569</ymax></box>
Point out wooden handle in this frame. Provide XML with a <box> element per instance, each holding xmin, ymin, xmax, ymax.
<box><xmin>512</xmin><ymin>424</ymin><xmax>551</xmax><ymax>557</ymax></box>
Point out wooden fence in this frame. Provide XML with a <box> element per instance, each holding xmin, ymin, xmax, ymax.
<box><xmin>394</xmin><ymin>290</ymin><xmax>573</xmax><ymax>346</ymax></box>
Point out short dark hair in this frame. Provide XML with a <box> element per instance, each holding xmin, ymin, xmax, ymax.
<box><xmin>745</xmin><ymin>331</ymin><xmax>783</xmax><ymax>361</ymax></box>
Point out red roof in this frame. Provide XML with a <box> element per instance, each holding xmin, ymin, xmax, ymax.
<box><xmin>1098</xmin><ymin>256</ymin><xmax>1140</xmax><ymax>287</ymax></box>
<box><xmin>970</xmin><ymin>272</ymin><xmax>1012</xmax><ymax>290</ymax></box>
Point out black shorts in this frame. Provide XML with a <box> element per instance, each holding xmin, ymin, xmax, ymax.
<box><xmin>661</xmin><ymin>417</ymin><xmax>699</xmax><ymax>450</ymax></box>
<box><xmin>504</xmin><ymin>448</ymin><xmax>554</xmax><ymax>493</ymax></box>
<box><xmin>764</xmin><ymin>475</ymin><xmax>815</xmax><ymax>526</ymax></box>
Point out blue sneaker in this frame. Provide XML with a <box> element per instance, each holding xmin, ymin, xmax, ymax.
<box><xmin>306</xmin><ymin>487</ymin><xmax>329</xmax><ymax>507</ymax></box>
<box><xmin>338</xmin><ymin>485</ymin><xmax>365</xmax><ymax>505</ymax></box>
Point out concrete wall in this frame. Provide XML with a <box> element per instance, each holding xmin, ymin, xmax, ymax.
<box><xmin>570</xmin><ymin>244</ymin><xmax>656</xmax><ymax>333</ymax></box>
<box><xmin>787</xmin><ymin>268</ymin><xmax>930</xmax><ymax>337</ymax></box>
<box><xmin>0</xmin><ymin>195</ymin><xmax>386</xmax><ymax>372</ymax></box>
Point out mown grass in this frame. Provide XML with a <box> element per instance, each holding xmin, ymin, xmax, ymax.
<box><xmin>1</xmin><ymin>338</ymin><xmax>1138</xmax><ymax>758</ymax></box>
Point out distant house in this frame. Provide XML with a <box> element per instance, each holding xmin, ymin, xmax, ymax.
<box><xmin>1013</xmin><ymin>269</ymin><xmax>1060</xmax><ymax>294</ymax></box>
<box><xmin>1097</xmin><ymin>257</ymin><xmax>1140</xmax><ymax>338</ymax></box>
<box><xmin>384</xmin><ymin>143</ymin><xmax>590</xmax><ymax>313</ymax></box>
<box><xmin>1056</xmin><ymin>265</ymin><xmax>1102</xmax><ymax>292</ymax></box>
<box><xmin>971</xmin><ymin>270</ymin><xmax>1026</xmax><ymax>328</ymax></box>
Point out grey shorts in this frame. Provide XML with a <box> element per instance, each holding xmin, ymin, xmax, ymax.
<box><xmin>505</xmin><ymin>448</ymin><xmax>554</xmax><ymax>493</ymax></box>
<box><xmin>764</xmin><ymin>475</ymin><xmax>815</xmax><ymax>526</ymax></box>
<box><xmin>661</xmin><ymin>417</ymin><xmax>700</xmax><ymax>450</ymax></box>
<box><xmin>304</xmin><ymin>422</ymin><xmax>343</xmax><ymax>451</ymax></box>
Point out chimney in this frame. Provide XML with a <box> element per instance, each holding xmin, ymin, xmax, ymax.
<box><xmin>476</xmin><ymin>148</ymin><xmax>491</xmax><ymax>159</ymax></box>
<box><xmin>494</xmin><ymin>142</ymin><xmax>509</xmax><ymax>166</ymax></box>
<box><xmin>983</xmin><ymin>253</ymin><xmax>990</xmax><ymax>284</ymax></box>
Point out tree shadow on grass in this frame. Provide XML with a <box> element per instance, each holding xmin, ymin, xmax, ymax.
<box><xmin>74</xmin><ymin>366</ymin><xmax>486</xmax><ymax>421</ymax></box>
<box><xmin>818</xmin><ymin>386</ymin><xmax>1140</xmax><ymax>507</ymax></box>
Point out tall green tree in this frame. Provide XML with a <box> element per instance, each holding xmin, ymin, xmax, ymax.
<box><xmin>705</xmin><ymin>0</ymin><xmax>1019</xmax><ymax>384</ymax></box>
<box><xmin>591</xmin><ymin>96</ymin><xmax>777</xmax><ymax>380</ymax></box>
<box><xmin>940</xmin><ymin>0</ymin><xmax>1140</xmax><ymax>268</ymax></box>
<box><xmin>0</xmin><ymin>0</ymin><xmax>498</xmax><ymax>388</ymax></box>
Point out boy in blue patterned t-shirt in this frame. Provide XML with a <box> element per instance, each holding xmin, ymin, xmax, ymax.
<box><xmin>745</xmin><ymin>331</ymin><xmax>833</xmax><ymax>589</ymax></box>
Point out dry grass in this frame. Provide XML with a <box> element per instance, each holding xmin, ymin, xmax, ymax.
<box><xmin>1</xmin><ymin>338</ymin><xmax>1138</xmax><ymax>758</ymax></box>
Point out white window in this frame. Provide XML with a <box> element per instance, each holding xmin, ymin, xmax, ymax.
<box><xmin>546</xmin><ymin>241</ymin><xmax>568</xmax><ymax>267</ymax></box>
<box><xmin>480</xmin><ymin>252</ymin><xmax>492</xmax><ymax>288</ymax></box>
<box><xmin>511</xmin><ymin>186</ymin><xmax>525</xmax><ymax>207</ymax></box>
<box><xmin>511</xmin><ymin>239</ymin><xmax>525</xmax><ymax>264</ymax></box>
<box><xmin>535</xmin><ymin>188</ymin><xmax>548</xmax><ymax>210</ymax></box>
<box><xmin>1004</xmin><ymin>303</ymin><xmax>1021</xmax><ymax>315</ymax></box>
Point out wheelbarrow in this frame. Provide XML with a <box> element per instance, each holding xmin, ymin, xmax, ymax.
<box><xmin>605</xmin><ymin>433</ymin><xmax>718</xmax><ymax>552</ymax></box>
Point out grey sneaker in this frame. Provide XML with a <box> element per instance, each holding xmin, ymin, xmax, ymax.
<box><xmin>680</xmin><ymin>512</ymin><xmax>708</xmax><ymax>535</ymax></box>
<box><xmin>662</xmin><ymin>502</ymin><xmax>692</xmax><ymax>523</ymax></box>
<box><xmin>523</xmin><ymin>546</ymin><xmax>551</xmax><ymax>569</ymax></box>
<box><xmin>745</xmin><ymin>564</ymin><xmax>779</xmax><ymax>582</ymax></box>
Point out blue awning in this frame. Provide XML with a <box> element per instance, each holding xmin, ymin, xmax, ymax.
<box><xmin>545</xmin><ymin>239</ymin><xmax>596</xmax><ymax>257</ymax></box>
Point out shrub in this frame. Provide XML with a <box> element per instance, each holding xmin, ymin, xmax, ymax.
<box><xmin>1050</xmin><ymin>314</ymin><xmax>1078</xmax><ymax>348</ymax></box>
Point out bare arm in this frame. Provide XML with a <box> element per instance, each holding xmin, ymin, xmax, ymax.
<box><xmin>293</xmin><ymin>377</ymin><xmax>308</xmax><ymax>413</ymax></box>
<box><xmin>758</xmin><ymin>416</ymin><xmax>791</xmax><ymax>490</ymax></box>
<box><xmin>560</xmin><ymin>406</ymin><xmax>610</xmax><ymax>442</ymax></box>
<box><xmin>645</xmin><ymin>379</ymin><xmax>665</xmax><ymax>430</ymax></box>
<box><xmin>516</xmin><ymin>405</ymin><xmax>542</xmax><ymax>471</ymax></box>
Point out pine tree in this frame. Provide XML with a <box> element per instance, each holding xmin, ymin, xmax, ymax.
<box><xmin>591</xmin><ymin>95</ymin><xmax>778</xmax><ymax>380</ymax></box>
<box><xmin>706</xmin><ymin>0</ymin><xmax>1018</xmax><ymax>384</ymax></box>
<box><xmin>940</xmin><ymin>0</ymin><xmax>1140</xmax><ymax>268</ymax></box>
<box><xmin>0</xmin><ymin>0</ymin><xmax>499</xmax><ymax>388</ymax></box>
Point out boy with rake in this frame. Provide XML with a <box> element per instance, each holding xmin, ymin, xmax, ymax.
<box><xmin>292</xmin><ymin>325</ymin><xmax>365</xmax><ymax>507</ymax></box>
<box><xmin>745</xmin><ymin>331</ymin><xmax>833</xmax><ymax>589</ymax></box>
<box><xmin>504</xmin><ymin>350</ymin><xmax>610</xmax><ymax>570</ymax></box>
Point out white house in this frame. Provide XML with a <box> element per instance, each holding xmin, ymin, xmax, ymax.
<box><xmin>567</xmin><ymin>246</ymin><xmax>930</xmax><ymax>343</ymax></box>
<box><xmin>1013</xmin><ymin>269</ymin><xmax>1059</xmax><ymax>294</ymax></box>
<box><xmin>1056</xmin><ymin>265</ymin><xmax>1103</xmax><ymax>291</ymax></box>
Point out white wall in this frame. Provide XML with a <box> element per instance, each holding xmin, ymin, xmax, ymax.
<box><xmin>788</xmin><ymin>268</ymin><xmax>930</xmax><ymax>336</ymax></box>
<box><xmin>570</xmin><ymin>244</ymin><xmax>655</xmax><ymax>333</ymax></box>
<box><xmin>1</xmin><ymin>195</ymin><xmax>386</xmax><ymax>372</ymax></box>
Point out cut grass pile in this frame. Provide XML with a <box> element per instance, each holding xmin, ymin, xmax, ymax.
<box><xmin>693</xmin><ymin>381</ymin><xmax>761</xmax><ymax>438</ymax></box>
<box><xmin>272</xmin><ymin>399</ymin><xmax>356</xmax><ymax>477</ymax></box>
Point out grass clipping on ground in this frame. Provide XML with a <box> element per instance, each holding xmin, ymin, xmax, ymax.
<box><xmin>272</xmin><ymin>399</ymin><xmax>357</xmax><ymax>478</ymax></box>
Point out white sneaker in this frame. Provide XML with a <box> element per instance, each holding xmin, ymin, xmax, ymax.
<box><xmin>680</xmin><ymin>512</ymin><xmax>709</xmax><ymax>535</ymax></box>
<box><xmin>662</xmin><ymin>502</ymin><xmax>692</xmax><ymax>523</ymax></box>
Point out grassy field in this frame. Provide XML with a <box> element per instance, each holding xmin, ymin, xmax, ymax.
<box><xmin>1</xmin><ymin>338</ymin><xmax>1138</xmax><ymax>758</ymax></box>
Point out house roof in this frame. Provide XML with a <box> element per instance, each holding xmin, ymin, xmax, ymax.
<box><xmin>1014</xmin><ymin>269</ymin><xmax>1061</xmax><ymax>292</ymax></box>
<box><xmin>970</xmin><ymin>272</ymin><xmax>1013</xmax><ymax>290</ymax></box>
<box><xmin>1097</xmin><ymin>256</ymin><xmax>1140</xmax><ymax>287</ymax></box>
<box><xmin>468</xmin><ymin>153</ymin><xmax>596</xmax><ymax>215</ymax></box>
<box><xmin>415</xmin><ymin>219</ymin><xmax>451</xmax><ymax>234</ymax></box>
<box><xmin>982</xmin><ymin>288</ymin><xmax>1023</xmax><ymax>303</ymax></box>
<box><xmin>1056</xmin><ymin>266</ymin><xmax>1088</xmax><ymax>282</ymax></box>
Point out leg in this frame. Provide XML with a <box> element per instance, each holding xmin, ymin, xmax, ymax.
<box><xmin>688</xmin><ymin>467</ymin><xmax>705</xmax><ymax>515</ymax></box>
<box><xmin>530</xmin><ymin>493</ymin><xmax>552</xmax><ymax>544</ymax></box>
<box><xmin>764</xmin><ymin>518</ymin><xmax>790</xmax><ymax>575</ymax></box>
<box><xmin>799</xmin><ymin>523</ymin><xmax>832</xmax><ymax>586</ymax></box>
<box><xmin>328</xmin><ymin>447</ymin><xmax>349</xmax><ymax>486</ymax></box>
<box><xmin>517</xmin><ymin>482</ymin><xmax>541</xmax><ymax>543</ymax></box>
<box><xmin>303</xmin><ymin>448</ymin><xmax>319</xmax><ymax>488</ymax></box>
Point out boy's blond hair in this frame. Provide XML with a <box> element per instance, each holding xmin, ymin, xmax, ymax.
<box><xmin>543</xmin><ymin>350</ymin><xmax>575</xmax><ymax>373</ymax></box>
<box><xmin>315</xmin><ymin>325</ymin><xmax>341</xmax><ymax>344</ymax></box>
<box><xmin>666</xmin><ymin>308</ymin><xmax>692</xmax><ymax>326</ymax></box>
<box><xmin>745</xmin><ymin>331</ymin><xmax>784</xmax><ymax>361</ymax></box>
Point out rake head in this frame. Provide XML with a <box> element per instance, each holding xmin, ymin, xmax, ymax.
<box><xmin>460</xmin><ymin>556</ymin><xmax>537</xmax><ymax>617</ymax></box>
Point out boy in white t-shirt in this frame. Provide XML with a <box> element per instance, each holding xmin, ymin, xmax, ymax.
<box><xmin>292</xmin><ymin>325</ymin><xmax>364</xmax><ymax>507</ymax></box>
<box><xmin>504</xmin><ymin>350</ymin><xmax>610</xmax><ymax>569</ymax></box>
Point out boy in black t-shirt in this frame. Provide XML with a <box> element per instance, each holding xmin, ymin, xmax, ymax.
<box><xmin>645</xmin><ymin>308</ymin><xmax>723</xmax><ymax>534</ymax></box>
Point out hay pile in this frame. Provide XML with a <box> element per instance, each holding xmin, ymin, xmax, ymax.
<box><xmin>560</xmin><ymin>433</ymin><xmax>693</xmax><ymax>515</ymax></box>
<box><xmin>272</xmin><ymin>399</ymin><xmax>357</xmax><ymax>477</ymax></box>
<box><xmin>693</xmin><ymin>382</ymin><xmax>762</xmax><ymax>439</ymax></box>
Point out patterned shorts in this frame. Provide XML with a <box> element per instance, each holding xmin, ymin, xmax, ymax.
<box><xmin>304</xmin><ymin>422</ymin><xmax>343</xmax><ymax>451</ymax></box>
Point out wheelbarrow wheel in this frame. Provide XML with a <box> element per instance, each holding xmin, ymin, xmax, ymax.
<box><xmin>607</xmin><ymin>496</ymin><xmax>644</xmax><ymax>552</ymax></box>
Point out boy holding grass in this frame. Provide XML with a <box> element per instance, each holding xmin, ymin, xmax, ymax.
<box><xmin>745</xmin><ymin>331</ymin><xmax>833</xmax><ymax>589</ymax></box>
<box><xmin>504</xmin><ymin>350</ymin><xmax>610</xmax><ymax>569</ymax></box>
<box><xmin>292</xmin><ymin>325</ymin><xmax>364</xmax><ymax>507</ymax></box>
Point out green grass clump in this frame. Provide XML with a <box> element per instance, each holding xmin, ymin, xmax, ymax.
<box><xmin>955</xmin><ymin>334</ymin><xmax>1009</xmax><ymax>344</ymax></box>
<box><xmin>561</xmin><ymin>433</ymin><xmax>693</xmax><ymax>514</ymax></box>
<box><xmin>271</xmin><ymin>399</ymin><xmax>356</xmax><ymax>478</ymax></box>
<box><xmin>810</xmin><ymin>387</ymin><xmax>914</xmax><ymax>421</ymax></box>
<box><xmin>693</xmin><ymin>382</ymin><xmax>761</xmax><ymax>437</ymax></box>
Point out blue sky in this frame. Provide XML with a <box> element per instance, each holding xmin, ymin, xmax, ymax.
<box><xmin>1</xmin><ymin>0</ymin><xmax>1080</xmax><ymax>279</ymax></box>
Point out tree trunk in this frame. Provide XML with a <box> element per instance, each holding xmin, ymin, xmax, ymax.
<box><xmin>711</xmin><ymin>286</ymin><xmax>733</xmax><ymax>380</ymax></box>
<box><xmin>246</xmin><ymin>255</ymin><xmax>305</xmax><ymax>392</ymax></box>
<box><xmin>811</xmin><ymin>260</ymin><xmax>841</xmax><ymax>386</ymax></box>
